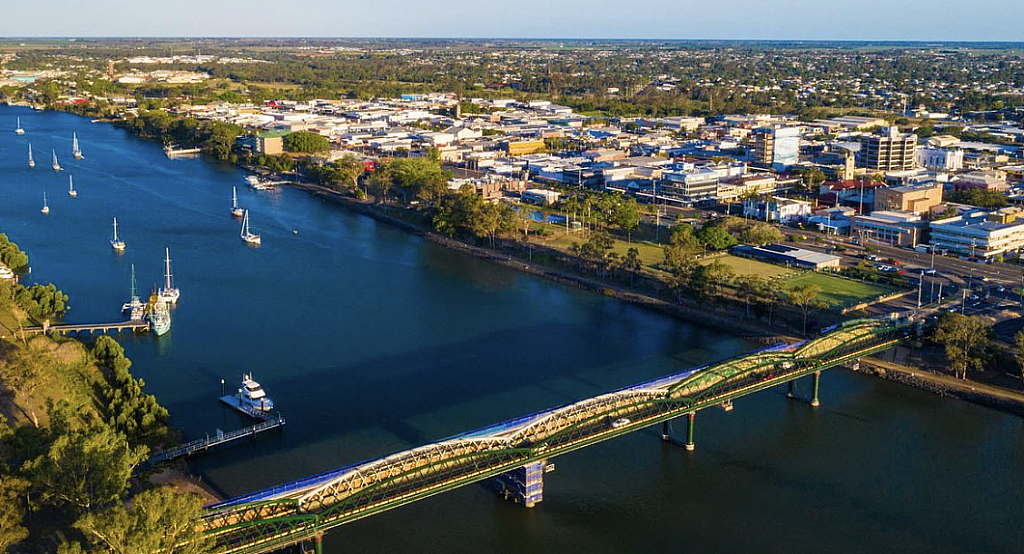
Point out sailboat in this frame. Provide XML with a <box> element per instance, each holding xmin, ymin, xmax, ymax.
<box><xmin>28</xmin><ymin>143</ymin><xmax>35</xmax><ymax>168</ymax></box>
<box><xmin>15</xmin><ymin>116</ymin><xmax>24</xmax><ymax>135</ymax></box>
<box><xmin>122</xmin><ymin>264</ymin><xmax>146</xmax><ymax>321</ymax></box>
<box><xmin>51</xmin><ymin>150</ymin><xmax>62</xmax><ymax>172</ymax></box>
<box><xmin>110</xmin><ymin>217</ymin><xmax>126</xmax><ymax>252</ymax></box>
<box><xmin>72</xmin><ymin>132</ymin><xmax>84</xmax><ymax>159</ymax></box>
<box><xmin>158</xmin><ymin>248</ymin><xmax>180</xmax><ymax>304</ymax></box>
<box><xmin>40</xmin><ymin>193</ymin><xmax>49</xmax><ymax>215</ymax></box>
<box><xmin>231</xmin><ymin>186</ymin><xmax>244</xmax><ymax>218</ymax></box>
<box><xmin>240</xmin><ymin>210</ymin><xmax>261</xmax><ymax>245</ymax></box>
<box><xmin>68</xmin><ymin>175</ymin><xmax>77</xmax><ymax>198</ymax></box>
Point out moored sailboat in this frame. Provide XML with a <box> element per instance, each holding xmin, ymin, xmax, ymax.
<box><xmin>15</xmin><ymin>116</ymin><xmax>24</xmax><ymax>135</ymax></box>
<box><xmin>157</xmin><ymin>247</ymin><xmax>180</xmax><ymax>304</ymax></box>
<box><xmin>72</xmin><ymin>132</ymin><xmax>84</xmax><ymax>159</ymax></box>
<box><xmin>68</xmin><ymin>175</ymin><xmax>77</xmax><ymax>198</ymax></box>
<box><xmin>240</xmin><ymin>209</ymin><xmax>261</xmax><ymax>246</ymax></box>
<box><xmin>110</xmin><ymin>217</ymin><xmax>126</xmax><ymax>252</ymax></box>
<box><xmin>231</xmin><ymin>186</ymin><xmax>244</xmax><ymax>218</ymax></box>
<box><xmin>40</xmin><ymin>192</ymin><xmax>49</xmax><ymax>215</ymax></box>
<box><xmin>122</xmin><ymin>264</ymin><xmax>146</xmax><ymax>321</ymax></box>
<box><xmin>27</xmin><ymin>143</ymin><xmax>35</xmax><ymax>168</ymax></box>
<box><xmin>51</xmin><ymin>150</ymin><xmax>62</xmax><ymax>172</ymax></box>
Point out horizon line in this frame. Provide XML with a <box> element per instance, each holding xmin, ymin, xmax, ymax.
<box><xmin>2</xmin><ymin>36</ymin><xmax>1024</xmax><ymax>44</ymax></box>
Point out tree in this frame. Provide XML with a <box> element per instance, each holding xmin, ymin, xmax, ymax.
<box><xmin>283</xmin><ymin>131</ymin><xmax>330</xmax><ymax>154</ymax></box>
<box><xmin>92</xmin><ymin>336</ymin><xmax>169</xmax><ymax>445</ymax></box>
<box><xmin>621</xmin><ymin>247</ymin><xmax>642</xmax><ymax>286</ymax></box>
<box><xmin>23</xmin><ymin>403</ymin><xmax>147</xmax><ymax>514</ymax></box>
<box><xmin>933</xmin><ymin>313</ymin><xmax>992</xmax><ymax>380</ymax></box>
<box><xmin>787</xmin><ymin>283</ymin><xmax>823</xmax><ymax>336</ymax></box>
<box><xmin>333</xmin><ymin>154</ymin><xmax>365</xmax><ymax>191</ymax></box>
<box><xmin>0</xmin><ymin>475</ymin><xmax>29</xmax><ymax>553</ymax></box>
<box><xmin>609</xmin><ymin>197</ymin><xmax>641</xmax><ymax>242</ymax></box>
<box><xmin>688</xmin><ymin>260</ymin><xmax>734</xmax><ymax>301</ymax></box>
<box><xmin>1015</xmin><ymin>330</ymin><xmax>1024</xmax><ymax>381</ymax></box>
<box><xmin>14</xmin><ymin>283</ymin><xmax>69</xmax><ymax>321</ymax></box>
<box><xmin>67</xmin><ymin>487</ymin><xmax>212</xmax><ymax>554</ymax></box>
<box><xmin>739</xmin><ymin>222</ymin><xmax>784</xmax><ymax>246</ymax></box>
<box><xmin>696</xmin><ymin>225</ymin><xmax>738</xmax><ymax>251</ymax></box>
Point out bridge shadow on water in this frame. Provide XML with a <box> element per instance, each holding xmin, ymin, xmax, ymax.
<box><xmin>182</xmin><ymin>319</ymin><xmax>750</xmax><ymax>496</ymax></box>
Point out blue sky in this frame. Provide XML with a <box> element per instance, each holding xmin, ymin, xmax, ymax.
<box><xmin>1</xmin><ymin>0</ymin><xmax>1021</xmax><ymax>41</ymax></box>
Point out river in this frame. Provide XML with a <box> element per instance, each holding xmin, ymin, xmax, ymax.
<box><xmin>0</xmin><ymin>105</ymin><xmax>1021</xmax><ymax>554</ymax></box>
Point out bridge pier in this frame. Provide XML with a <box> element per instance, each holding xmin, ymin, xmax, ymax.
<box><xmin>661</xmin><ymin>420</ymin><xmax>672</xmax><ymax>441</ymax></box>
<box><xmin>811</xmin><ymin>371</ymin><xmax>821</xmax><ymax>408</ymax></box>
<box><xmin>684</xmin><ymin>412</ymin><xmax>695</xmax><ymax>451</ymax></box>
<box><xmin>494</xmin><ymin>460</ymin><xmax>545</xmax><ymax>508</ymax></box>
<box><xmin>786</xmin><ymin>380</ymin><xmax>796</xmax><ymax>398</ymax></box>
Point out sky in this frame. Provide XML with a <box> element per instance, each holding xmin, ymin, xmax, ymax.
<box><xmin>1</xmin><ymin>0</ymin><xmax>1022</xmax><ymax>41</ymax></box>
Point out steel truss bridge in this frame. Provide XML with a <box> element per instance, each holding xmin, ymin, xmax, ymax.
<box><xmin>199</xmin><ymin>318</ymin><xmax>907</xmax><ymax>554</ymax></box>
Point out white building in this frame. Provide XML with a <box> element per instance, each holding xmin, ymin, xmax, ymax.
<box><xmin>916</xmin><ymin>146</ymin><xmax>964</xmax><ymax>171</ymax></box>
<box><xmin>743</xmin><ymin>196</ymin><xmax>812</xmax><ymax>223</ymax></box>
<box><xmin>929</xmin><ymin>210</ymin><xmax>1024</xmax><ymax>259</ymax></box>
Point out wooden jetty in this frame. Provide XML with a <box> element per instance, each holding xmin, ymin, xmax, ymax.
<box><xmin>146</xmin><ymin>413</ymin><xmax>286</xmax><ymax>465</ymax></box>
<box><xmin>23</xmin><ymin>320</ymin><xmax>149</xmax><ymax>336</ymax></box>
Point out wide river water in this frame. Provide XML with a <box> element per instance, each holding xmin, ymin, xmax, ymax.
<box><xmin>1</xmin><ymin>105</ymin><xmax>1021</xmax><ymax>553</ymax></box>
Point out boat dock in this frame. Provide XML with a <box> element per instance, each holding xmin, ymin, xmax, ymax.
<box><xmin>146</xmin><ymin>413</ymin><xmax>286</xmax><ymax>465</ymax></box>
<box><xmin>164</xmin><ymin>145</ymin><xmax>202</xmax><ymax>158</ymax></box>
<box><xmin>219</xmin><ymin>394</ymin><xmax>276</xmax><ymax>421</ymax></box>
<box><xmin>23</xmin><ymin>320</ymin><xmax>149</xmax><ymax>336</ymax></box>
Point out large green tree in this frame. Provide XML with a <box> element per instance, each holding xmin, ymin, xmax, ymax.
<box><xmin>66</xmin><ymin>487</ymin><xmax>211</xmax><ymax>554</ymax></box>
<box><xmin>933</xmin><ymin>313</ymin><xmax>992</xmax><ymax>380</ymax></box>
<box><xmin>283</xmin><ymin>131</ymin><xmax>330</xmax><ymax>154</ymax></box>
<box><xmin>696</xmin><ymin>225</ymin><xmax>738</xmax><ymax>251</ymax></box>
<box><xmin>788</xmin><ymin>283</ymin><xmax>824</xmax><ymax>336</ymax></box>
<box><xmin>22</xmin><ymin>404</ymin><xmax>147</xmax><ymax>514</ymax></box>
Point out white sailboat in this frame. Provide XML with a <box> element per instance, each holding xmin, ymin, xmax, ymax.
<box><xmin>240</xmin><ymin>210</ymin><xmax>261</xmax><ymax>246</ymax></box>
<box><xmin>231</xmin><ymin>186</ymin><xmax>244</xmax><ymax>218</ymax></box>
<box><xmin>68</xmin><ymin>175</ymin><xmax>78</xmax><ymax>198</ymax></box>
<box><xmin>51</xmin><ymin>150</ymin><xmax>62</xmax><ymax>172</ymax></box>
<box><xmin>158</xmin><ymin>248</ymin><xmax>180</xmax><ymax>304</ymax></box>
<box><xmin>15</xmin><ymin>116</ymin><xmax>24</xmax><ymax>135</ymax></box>
<box><xmin>72</xmin><ymin>132</ymin><xmax>84</xmax><ymax>159</ymax></box>
<box><xmin>27</xmin><ymin>143</ymin><xmax>35</xmax><ymax>168</ymax></box>
<box><xmin>122</xmin><ymin>264</ymin><xmax>146</xmax><ymax>320</ymax></box>
<box><xmin>40</xmin><ymin>192</ymin><xmax>49</xmax><ymax>215</ymax></box>
<box><xmin>110</xmin><ymin>217</ymin><xmax>126</xmax><ymax>252</ymax></box>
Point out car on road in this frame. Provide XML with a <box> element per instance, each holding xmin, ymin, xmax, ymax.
<box><xmin>997</xmin><ymin>286</ymin><xmax>1006</xmax><ymax>293</ymax></box>
<box><xmin>876</xmin><ymin>264</ymin><xmax>897</xmax><ymax>272</ymax></box>
<box><xmin>866</xmin><ymin>255</ymin><xmax>881</xmax><ymax>261</ymax></box>
<box><xmin>924</xmin><ymin>269</ymin><xmax>938</xmax><ymax>275</ymax></box>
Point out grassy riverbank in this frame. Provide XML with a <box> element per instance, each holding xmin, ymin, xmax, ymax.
<box><xmin>0</xmin><ymin>237</ymin><xmax>214</xmax><ymax>554</ymax></box>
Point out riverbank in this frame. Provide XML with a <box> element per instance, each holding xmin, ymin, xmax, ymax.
<box><xmin>281</xmin><ymin>180</ymin><xmax>1024</xmax><ymax>417</ymax></box>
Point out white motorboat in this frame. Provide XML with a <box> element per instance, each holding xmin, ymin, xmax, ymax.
<box><xmin>238</xmin><ymin>374</ymin><xmax>274</xmax><ymax>412</ymax></box>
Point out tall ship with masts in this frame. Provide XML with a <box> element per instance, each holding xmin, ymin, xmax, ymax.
<box><xmin>110</xmin><ymin>217</ymin><xmax>126</xmax><ymax>252</ymax></box>
<box><xmin>72</xmin><ymin>132</ymin><xmax>84</xmax><ymax>160</ymax></box>
<box><xmin>158</xmin><ymin>248</ymin><xmax>180</xmax><ymax>304</ymax></box>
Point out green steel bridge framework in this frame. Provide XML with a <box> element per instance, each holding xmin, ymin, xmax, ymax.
<box><xmin>199</xmin><ymin>318</ymin><xmax>908</xmax><ymax>554</ymax></box>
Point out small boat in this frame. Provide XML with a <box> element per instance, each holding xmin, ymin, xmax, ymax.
<box><xmin>122</xmin><ymin>264</ymin><xmax>146</xmax><ymax>321</ymax></box>
<box><xmin>148</xmin><ymin>292</ymin><xmax>171</xmax><ymax>336</ymax></box>
<box><xmin>231</xmin><ymin>186</ymin><xmax>244</xmax><ymax>218</ymax></box>
<box><xmin>157</xmin><ymin>247</ymin><xmax>180</xmax><ymax>304</ymax></box>
<box><xmin>40</xmin><ymin>192</ymin><xmax>49</xmax><ymax>215</ymax></box>
<box><xmin>72</xmin><ymin>132</ymin><xmax>84</xmax><ymax>160</ymax></box>
<box><xmin>240</xmin><ymin>209</ymin><xmax>261</xmax><ymax>246</ymax></box>
<box><xmin>246</xmin><ymin>175</ymin><xmax>274</xmax><ymax>191</ymax></box>
<box><xmin>27</xmin><ymin>143</ymin><xmax>35</xmax><ymax>168</ymax></box>
<box><xmin>110</xmin><ymin>217</ymin><xmax>126</xmax><ymax>252</ymax></box>
<box><xmin>51</xmin><ymin>150</ymin><xmax>62</xmax><ymax>172</ymax></box>
<box><xmin>238</xmin><ymin>374</ymin><xmax>274</xmax><ymax>412</ymax></box>
<box><xmin>14</xmin><ymin>116</ymin><xmax>24</xmax><ymax>135</ymax></box>
<box><xmin>68</xmin><ymin>175</ymin><xmax>77</xmax><ymax>198</ymax></box>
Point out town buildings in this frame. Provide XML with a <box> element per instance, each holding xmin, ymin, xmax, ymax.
<box><xmin>858</xmin><ymin>126</ymin><xmax>917</xmax><ymax>171</ymax></box>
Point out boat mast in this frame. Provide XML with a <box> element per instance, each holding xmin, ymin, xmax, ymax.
<box><xmin>113</xmin><ymin>217</ymin><xmax>119</xmax><ymax>241</ymax></box>
<box><xmin>233</xmin><ymin>187</ymin><xmax>238</xmax><ymax>210</ymax></box>
<box><xmin>130</xmin><ymin>263</ymin><xmax>138</xmax><ymax>301</ymax></box>
<box><xmin>164</xmin><ymin>248</ymin><xmax>173</xmax><ymax>289</ymax></box>
<box><xmin>241</xmin><ymin>210</ymin><xmax>248</xmax><ymax>237</ymax></box>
